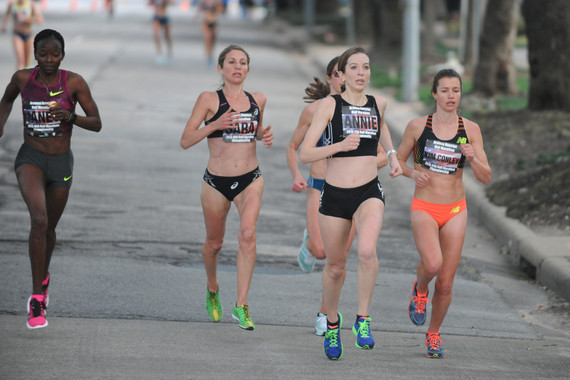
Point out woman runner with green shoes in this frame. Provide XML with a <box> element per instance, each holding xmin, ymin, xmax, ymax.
<box><xmin>180</xmin><ymin>45</ymin><xmax>273</xmax><ymax>330</ymax></box>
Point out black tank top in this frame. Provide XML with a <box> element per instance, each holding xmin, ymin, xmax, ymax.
<box><xmin>206</xmin><ymin>90</ymin><xmax>260</xmax><ymax>143</ymax></box>
<box><xmin>325</xmin><ymin>94</ymin><xmax>381</xmax><ymax>158</ymax></box>
<box><xmin>413</xmin><ymin>114</ymin><xmax>469</xmax><ymax>175</ymax></box>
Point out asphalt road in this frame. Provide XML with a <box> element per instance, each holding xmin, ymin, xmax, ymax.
<box><xmin>0</xmin><ymin>8</ymin><xmax>568</xmax><ymax>379</ymax></box>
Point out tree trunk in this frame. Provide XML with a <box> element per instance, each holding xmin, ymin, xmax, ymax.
<box><xmin>369</xmin><ymin>0</ymin><xmax>403</xmax><ymax>59</ymax></box>
<box><xmin>522</xmin><ymin>0</ymin><xmax>570</xmax><ymax>111</ymax></box>
<box><xmin>422</xmin><ymin>0</ymin><xmax>439</xmax><ymax>59</ymax></box>
<box><xmin>354</xmin><ymin>0</ymin><xmax>374</xmax><ymax>44</ymax></box>
<box><xmin>471</xmin><ymin>0</ymin><xmax>519</xmax><ymax>96</ymax></box>
<box><xmin>315</xmin><ymin>0</ymin><xmax>337</xmax><ymax>12</ymax></box>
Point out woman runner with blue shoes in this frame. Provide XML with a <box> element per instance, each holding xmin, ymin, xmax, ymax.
<box><xmin>300</xmin><ymin>47</ymin><xmax>402</xmax><ymax>360</ymax></box>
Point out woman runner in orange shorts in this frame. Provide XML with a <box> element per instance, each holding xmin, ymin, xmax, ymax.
<box><xmin>397</xmin><ymin>69</ymin><xmax>491</xmax><ymax>358</ymax></box>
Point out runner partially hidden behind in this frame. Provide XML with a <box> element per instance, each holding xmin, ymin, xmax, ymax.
<box><xmin>180</xmin><ymin>45</ymin><xmax>273</xmax><ymax>330</ymax></box>
<box><xmin>397</xmin><ymin>69</ymin><xmax>491</xmax><ymax>358</ymax></box>
<box><xmin>0</xmin><ymin>29</ymin><xmax>102</xmax><ymax>329</ymax></box>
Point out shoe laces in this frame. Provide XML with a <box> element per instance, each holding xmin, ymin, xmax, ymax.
<box><xmin>426</xmin><ymin>332</ymin><xmax>442</xmax><ymax>350</ymax></box>
<box><xmin>325</xmin><ymin>327</ymin><xmax>340</xmax><ymax>347</ymax></box>
<box><xmin>356</xmin><ymin>317</ymin><xmax>371</xmax><ymax>338</ymax></box>
<box><xmin>413</xmin><ymin>291</ymin><xmax>430</xmax><ymax>313</ymax></box>
<box><xmin>241</xmin><ymin>305</ymin><xmax>251</xmax><ymax>320</ymax></box>
<box><xmin>30</xmin><ymin>298</ymin><xmax>44</xmax><ymax>318</ymax></box>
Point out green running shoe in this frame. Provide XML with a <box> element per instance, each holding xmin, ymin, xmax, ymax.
<box><xmin>232</xmin><ymin>304</ymin><xmax>255</xmax><ymax>330</ymax></box>
<box><xmin>206</xmin><ymin>287</ymin><xmax>222</xmax><ymax>322</ymax></box>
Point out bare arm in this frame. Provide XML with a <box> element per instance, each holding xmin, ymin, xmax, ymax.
<box><xmin>0</xmin><ymin>71</ymin><xmax>24</xmax><ymax>138</ymax></box>
<box><xmin>375</xmin><ymin>96</ymin><xmax>402</xmax><ymax>177</ymax></box>
<box><xmin>64</xmin><ymin>72</ymin><xmax>101</xmax><ymax>132</ymax></box>
<box><xmin>397</xmin><ymin>117</ymin><xmax>431</xmax><ymax>187</ymax></box>
<box><xmin>31</xmin><ymin>1</ymin><xmax>43</xmax><ymax>24</ymax></box>
<box><xmin>286</xmin><ymin>102</ymin><xmax>316</xmax><ymax>192</ymax></box>
<box><xmin>300</xmin><ymin>96</ymin><xmax>359</xmax><ymax>163</ymax></box>
<box><xmin>1</xmin><ymin>3</ymin><xmax>12</xmax><ymax>32</ymax></box>
<box><xmin>179</xmin><ymin>92</ymin><xmax>239</xmax><ymax>150</ymax></box>
<box><xmin>462</xmin><ymin>119</ymin><xmax>492</xmax><ymax>185</ymax></box>
<box><xmin>252</xmin><ymin>92</ymin><xmax>273</xmax><ymax>148</ymax></box>
<box><xmin>376</xmin><ymin>143</ymin><xmax>388</xmax><ymax>170</ymax></box>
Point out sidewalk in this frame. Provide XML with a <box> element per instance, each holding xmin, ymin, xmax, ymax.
<box><xmin>279</xmin><ymin>22</ymin><xmax>570</xmax><ymax>303</ymax></box>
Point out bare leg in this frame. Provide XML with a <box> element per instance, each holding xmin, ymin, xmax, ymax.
<box><xmin>428</xmin><ymin>211</ymin><xmax>467</xmax><ymax>332</ymax></box>
<box><xmin>13</xmin><ymin>35</ymin><xmax>27</xmax><ymax>70</ymax></box>
<box><xmin>352</xmin><ymin>198</ymin><xmax>383</xmax><ymax>316</ymax></box>
<box><xmin>232</xmin><ymin>177</ymin><xmax>264</xmax><ymax>306</ymax></box>
<box><xmin>200</xmin><ymin>182</ymin><xmax>231</xmax><ymax>294</ymax></box>
<box><xmin>319</xmin><ymin>213</ymin><xmax>351</xmax><ymax>323</ymax></box>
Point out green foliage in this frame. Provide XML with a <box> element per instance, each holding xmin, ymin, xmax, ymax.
<box><xmin>370</xmin><ymin>64</ymin><xmax>401</xmax><ymax>88</ymax></box>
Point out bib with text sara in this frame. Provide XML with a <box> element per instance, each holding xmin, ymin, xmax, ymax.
<box><xmin>222</xmin><ymin>112</ymin><xmax>258</xmax><ymax>143</ymax></box>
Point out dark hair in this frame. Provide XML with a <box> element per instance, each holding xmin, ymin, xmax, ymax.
<box><xmin>337</xmin><ymin>47</ymin><xmax>367</xmax><ymax>74</ymax></box>
<box><xmin>218</xmin><ymin>44</ymin><xmax>250</xmax><ymax>68</ymax></box>
<box><xmin>431</xmin><ymin>69</ymin><xmax>462</xmax><ymax>94</ymax></box>
<box><xmin>303</xmin><ymin>56</ymin><xmax>340</xmax><ymax>102</ymax></box>
<box><xmin>34</xmin><ymin>29</ymin><xmax>65</xmax><ymax>54</ymax></box>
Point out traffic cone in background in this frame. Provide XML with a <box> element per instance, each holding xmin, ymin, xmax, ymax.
<box><xmin>180</xmin><ymin>0</ymin><xmax>190</xmax><ymax>12</ymax></box>
<box><xmin>70</xmin><ymin>0</ymin><xmax>78</xmax><ymax>12</ymax></box>
<box><xmin>90</xmin><ymin>0</ymin><xmax>98</xmax><ymax>11</ymax></box>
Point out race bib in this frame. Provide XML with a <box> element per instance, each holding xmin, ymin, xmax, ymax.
<box><xmin>421</xmin><ymin>139</ymin><xmax>463</xmax><ymax>174</ymax></box>
<box><xmin>341</xmin><ymin>105</ymin><xmax>379</xmax><ymax>139</ymax></box>
<box><xmin>23</xmin><ymin>100</ymin><xmax>63</xmax><ymax>137</ymax></box>
<box><xmin>223</xmin><ymin>112</ymin><xmax>258</xmax><ymax>143</ymax></box>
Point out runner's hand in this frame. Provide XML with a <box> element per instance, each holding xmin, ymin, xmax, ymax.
<box><xmin>412</xmin><ymin>170</ymin><xmax>430</xmax><ymax>187</ymax></box>
<box><xmin>292</xmin><ymin>174</ymin><xmax>307</xmax><ymax>193</ymax></box>
<box><xmin>213</xmin><ymin>109</ymin><xmax>240</xmax><ymax>131</ymax></box>
<box><xmin>341</xmin><ymin>133</ymin><xmax>360</xmax><ymax>152</ymax></box>
<box><xmin>262</xmin><ymin>125</ymin><xmax>273</xmax><ymax>148</ymax></box>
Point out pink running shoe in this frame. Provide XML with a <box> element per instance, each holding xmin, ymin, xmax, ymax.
<box><xmin>42</xmin><ymin>273</ymin><xmax>50</xmax><ymax>307</ymax></box>
<box><xmin>27</xmin><ymin>295</ymin><xmax>48</xmax><ymax>329</ymax></box>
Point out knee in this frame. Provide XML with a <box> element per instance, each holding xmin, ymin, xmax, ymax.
<box><xmin>204</xmin><ymin>238</ymin><xmax>223</xmax><ymax>255</ymax></box>
<box><xmin>434</xmin><ymin>278</ymin><xmax>454</xmax><ymax>297</ymax></box>
<box><xmin>325</xmin><ymin>261</ymin><xmax>346</xmax><ymax>280</ymax></box>
<box><xmin>238</xmin><ymin>226</ymin><xmax>256</xmax><ymax>246</ymax></box>
<box><xmin>357</xmin><ymin>243</ymin><xmax>378</xmax><ymax>265</ymax></box>
<box><xmin>30</xmin><ymin>214</ymin><xmax>48</xmax><ymax>235</ymax></box>
<box><xmin>421</xmin><ymin>259</ymin><xmax>442</xmax><ymax>278</ymax></box>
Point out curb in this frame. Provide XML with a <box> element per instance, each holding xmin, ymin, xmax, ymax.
<box><xmin>297</xmin><ymin>34</ymin><xmax>570</xmax><ymax>302</ymax></box>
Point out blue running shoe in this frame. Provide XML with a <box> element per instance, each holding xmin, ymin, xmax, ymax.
<box><xmin>352</xmin><ymin>316</ymin><xmax>375</xmax><ymax>349</ymax></box>
<box><xmin>425</xmin><ymin>331</ymin><xmax>446</xmax><ymax>358</ymax></box>
<box><xmin>324</xmin><ymin>313</ymin><xmax>343</xmax><ymax>360</ymax></box>
<box><xmin>297</xmin><ymin>228</ymin><xmax>316</xmax><ymax>273</ymax></box>
<box><xmin>408</xmin><ymin>281</ymin><xmax>430</xmax><ymax>326</ymax></box>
